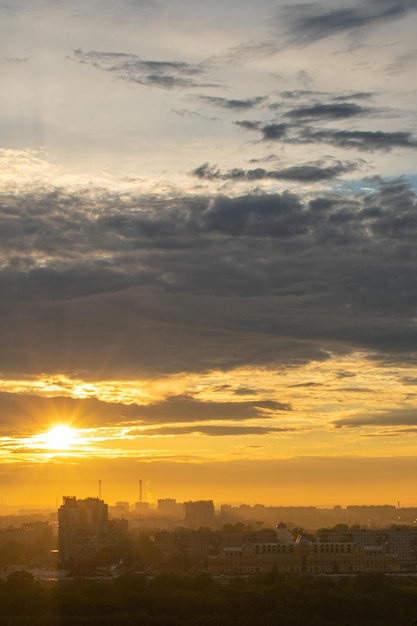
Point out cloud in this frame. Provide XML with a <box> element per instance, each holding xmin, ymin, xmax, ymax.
<box><xmin>236</xmin><ymin>118</ymin><xmax>417</xmax><ymax>151</ymax></box>
<box><xmin>0</xmin><ymin>177</ymin><xmax>417</xmax><ymax>379</ymax></box>
<box><xmin>0</xmin><ymin>392</ymin><xmax>291</xmax><ymax>433</ymax></box>
<box><xmin>333</xmin><ymin>408</ymin><xmax>417</xmax><ymax>428</ymax></box>
<box><xmin>197</xmin><ymin>95</ymin><xmax>266</xmax><ymax>110</ymax></box>
<box><xmin>279</xmin><ymin>0</ymin><xmax>417</xmax><ymax>46</ymax></box>
<box><xmin>284</xmin><ymin>102</ymin><xmax>370</xmax><ymax>121</ymax></box>
<box><xmin>70</xmin><ymin>49</ymin><xmax>211</xmax><ymax>89</ymax></box>
<box><xmin>2</xmin><ymin>57</ymin><xmax>29</xmax><ymax>64</ymax></box>
<box><xmin>136</xmin><ymin>395</ymin><xmax>291</xmax><ymax>423</ymax></box>
<box><xmin>192</xmin><ymin>160</ymin><xmax>358</xmax><ymax>182</ymax></box>
<box><xmin>387</xmin><ymin>49</ymin><xmax>417</xmax><ymax>73</ymax></box>
<box><xmin>298</xmin><ymin>128</ymin><xmax>417</xmax><ymax>151</ymax></box>
<box><xmin>142</xmin><ymin>425</ymin><xmax>296</xmax><ymax>436</ymax></box>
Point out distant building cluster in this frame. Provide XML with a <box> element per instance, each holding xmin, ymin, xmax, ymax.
<box><xmin>208</xmin><ymin>525</ymin><xmax>401</xmax><ymax>575</ymax></box>
<box><xmin>0</xmin><ymin>521</ymin><xmax>52</xmax><ymax>550</ymax></box>
<box><xmin>107</xmin><ymin>499</ymin><xmax>417</xmax><ymax>531</ymax></box>
<box><xmin>155</xmin><ymin>522</ymin><xmax>405</xmax><ymax>575</ymax></box>
<box><xmin>0</xmin><ymin>494</ymin><xmax>414</xmax><ymax>575</ymax></box>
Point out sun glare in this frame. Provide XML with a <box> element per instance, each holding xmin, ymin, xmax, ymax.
<box><xmin>43</xmin><ymin>425</ymin><xmax>76</xmax><ymax>450</ymax></box>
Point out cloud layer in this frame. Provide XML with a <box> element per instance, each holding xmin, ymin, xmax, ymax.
<box><xmin>0</xmin><ymin>0</ymin><xmax>416</xmax><ymax>501</ymax></box>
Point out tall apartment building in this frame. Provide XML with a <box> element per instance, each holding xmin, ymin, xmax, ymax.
<box><xmin>184</xmin><ymin>500</ymin><xmax>215</xmax><ymax>529</ymax></box>
<box><xmin>58</xmin><ymin>496</ymin><xmax>128</xmax><ymax>565</ymax></box>
<box><xmin>157</xmin><ymin>498</ymin><xmax>184</xmax><ymax>518</ymax></box>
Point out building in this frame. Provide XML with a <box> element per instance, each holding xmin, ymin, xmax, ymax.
<box><xmin>155</xmin><ymin>530</ymin><xmax>214</xmax><ymax>570</ymax></box>
<box><xmin>184</xmin><ymin>500</ymin><xmax>215</xmax><ymax>529</ymax></box>
<box><xmin>157</xmin><ymin>498</ymin><xmax>184</xmax><ymax>518</ymax></box>
<box><xmin>317</xmin><ymin>528</ymin><xmax>417</xmax><ymax>570</ymax></box>
<box><xmin>58</xmin><ymin>496</ymin><xmax>128</xmax><ymax>565</ymax></box>
<box><xmin>208</xmin><ymin>535</ymin><xmax>400</xmax><ymax>576</ymax></box>
<box><xmin>155</xmin><ymin>526</ymin><xmax>290</xmax><ymax>572</ymax></box>
<box><xmin>0</xmin><ymin>521</ymin><xmax>52</xmax><ymax>549</ymax></box>
<box><xmin>134</xmin><ymin>501</ymin><xmax>150</xmax><ymax>515</ymax></box>
<box><xmin>108</xmin><ymin>501</ymin><xmax>130</xmax><ymax>518</ymax></box>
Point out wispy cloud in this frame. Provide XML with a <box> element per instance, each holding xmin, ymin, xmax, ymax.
<box><xmin>334</xmin><ymin>407</ymin><xmax>417</xmax><ymax>428</ymax></box>
<box><xmin>70</xmin><ymin>49</ymin><xmax>212</xmax><ymax>89</ymax></box>
<box><xmin>192</xmin><ymin>160</ymin><xmax>358</xmax><ymax>182</ymax></box>
<box><xmin>236</xmin><ymin>119</ymin><xmax>417</xmax><ymax>151</ymax></box>
<box><xmin>279</xmin><ymin>0</ymin><xmax>417</xmax><ymax>46</ymax></box>
<box><xmin>283</xmin><ymin>102</ymin><xmax>371</xmax><ymax>121</ymax></box>
<box><xmin>197</xmin><ymin>95</ymin><xmax>267</xmax><ymax>110</ymax></box>
<box><xmin>142</xmin><ymin>424</ymin><xmax>296</xmax><ymax>437</ymax></box>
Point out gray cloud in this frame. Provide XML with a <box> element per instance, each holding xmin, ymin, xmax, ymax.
<box><xmin>236</xmin><ymin>118</ymin><xmax>417</xmax><ymax>151</ymax></box>
<box><xmin>299</xmin><ymin>128</ymin><xmax>417</xmax><ymax>151</ymax></box>
<box><xmin>70</xmin><ymin>49</ymin><xmax>211</xmax><ymax>89</ymax></box>
<box><xmin>134</xmin><ymin>395</ymin><xmax>291</xmax><ymax>423</ymax></box>
<box><xmin>192</xmin><ymin>160</ymin><xmax>358</xmax><ymax>182</ymax></box>
<box><xmin>284</xmin><ymin>102</ymin><xmax>370</xmax><ymax>121</ymax></box>
<box><xmin>1</xmin><ymin>177</ymin><xmax>417</xmax><ymax>378</ymax></box>
<box><xmin>142</xmin><ymin>425</ymin><xmax>296</xmax><ymax>437</ymax></box>
<box><xmin>387</xmin><ymin>49</ymin><xmax>417</xmax><ymax>73</ymax></box>
<box><xmin>0</xmin><ymin>392</ymin><xmax>290</xmax><ymax>432</ymax></box>
<box><xmin>334</xmin><ymin>408</ymin><xmax>417</xmax><ymax>428</ymax></box>
<box><xmin>198</xmin><ymin>95</ymin><xmax>266</xmax><ymax>110</ymax></box>
<box><xmin>279</xmin><ymin>0</ymin><xmax>417</xmax><ymax>46</ymax></box>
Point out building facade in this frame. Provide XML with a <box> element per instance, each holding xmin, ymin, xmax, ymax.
<box><xmin>58</xmin><ymin>496</ymin><xmax>128</xmax><ymax>565</ymax></box>
<box><xmin>184</xmin><ymin>500</ymin><xmax>215</xmax><ymax>529</ymax></box>
<box><xmin>208</xmin><ymin>536</ymin><xmax>401</xmax><ymax>575</ymax></box>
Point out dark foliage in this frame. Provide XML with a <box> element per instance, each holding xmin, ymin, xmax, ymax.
<box><xmin>0</xmin><ymin>571</ymin><xmax>417</xmax><ymax>625</ymax></box>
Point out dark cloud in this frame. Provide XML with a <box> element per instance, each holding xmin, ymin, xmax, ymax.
<box><xmin>289</xmin><ymin>382</ymin><xmax>322</xmax><ymax>388</ymax></box>
<box><xmin>401</xmin><ymin>377</ymin><xmax>417</xmax><ymax>386</ymax></box>
<box><xmin>334</xmin><ymin>408</ymin><xmax>417</xmax><ymax>428</ymax></box>
<box><xmin>198</xmin><ymin>96</ymin><xmax>266</xmax><ymax>110</ymax></box>
<box><xmin>299</xmin><ymin>128</ymin><xmax>417</xmax><ymax>151</ymax></box>
<box><xmin>284</xmin><ymin>102</ymin><xmax>370</xmax><ymax>121</ymax></box>
<box><xmin>133</xmin><ymin>395</ymin><xmax>291</xmax><ymax>423</ymax></box>
<box><xmin>261</xmin><ymin>123</ymin><xmax>289</xmax><ymax>141</ymax></box>
<box><xmin>276</xmin><ymin>90</ymin><xmax>325</xmax><ymax>101</ymax></box>
<box><xmin>234</xmin><ymin>119</ymin><xmax>262</xmax><ymax>132</ymax></box>
<box><xmin>279</xmin><ymin>0</ymin><xmax>417</xmax><ymax>45</ymax></box>
<box><xmin>333</xmin><ymin>92</ymin><xmax>374</xmax><ymax>102</ymax></box>
<box><xmin>235</xmin><ymin>120</ymin><xmax>290</xmax><ymax>141</ymax></box>
<box><xmin>0</xmin><ymin>392</ymin><xmax>290</xmax><ymax>432</ymax></box>
<box><xmin>1</xmin><ymin>177</ymin><xmax>417</xmax><ymax>378</ymax></box>
<box><xmin>70</xmin><ymin>49</ymin><xmax>211</xmax><ymax>89</ymax></box>
<box><xmin>233</xmin><ymin>387</ymin><xmax>260</xmax><ymax>396</ymax></box>
<box><xmin>192</xmin><ymin>160</ymin><xmax>358</xmax><ymax>182</ymax></box>
<box><xmin>236</xmin><ymin>118</ymin><xmax>417</xmax><ymax>151</ymax></box>
<box><xmin>142</xmin><ymin>425</ymin><xmax>295</xmax><ymax>437</ymax></box>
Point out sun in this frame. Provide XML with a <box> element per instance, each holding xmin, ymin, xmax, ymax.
<box><xmin>43</xmin><ymin>425</ymin><xmax>76</xmax><ymax>450</ymax></box>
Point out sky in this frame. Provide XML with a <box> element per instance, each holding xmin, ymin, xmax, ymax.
<box><xmin>1</xmin><ymin>0</ymin><xmax>417</xmax><ymax>510</ymax></box>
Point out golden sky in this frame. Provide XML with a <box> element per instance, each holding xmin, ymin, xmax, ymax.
<box><xmin>0</xmin><ymin>0</ymin><xmax>417</xmax><ymax>509</ymax></box>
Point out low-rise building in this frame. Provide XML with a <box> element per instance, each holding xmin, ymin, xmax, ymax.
<box><xmin>208</xmin><ymin>535</ymin><xmax>400</xmax><ymax>575</ymax></box>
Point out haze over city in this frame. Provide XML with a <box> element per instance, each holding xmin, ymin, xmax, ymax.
<box><xmin>1</xmin><ymin>0</ymin><xmax>417</xmax><ymax>509</ymax></box>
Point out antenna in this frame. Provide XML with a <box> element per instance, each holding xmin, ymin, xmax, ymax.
<box><xmin>99</xmin><ymin>480</ymin><xmax>102</xmax><ymax>499</ymax></box>
<box><xmin>139</xmin><ymin>479</ymin><xmax>142</xmax><ymax>503</ymax></box>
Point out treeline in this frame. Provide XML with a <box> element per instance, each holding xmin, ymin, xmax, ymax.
<box><xmin>1</xmin><ymin>570</ymin><xmax>417</xmax><ymax>625</ymax></box>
